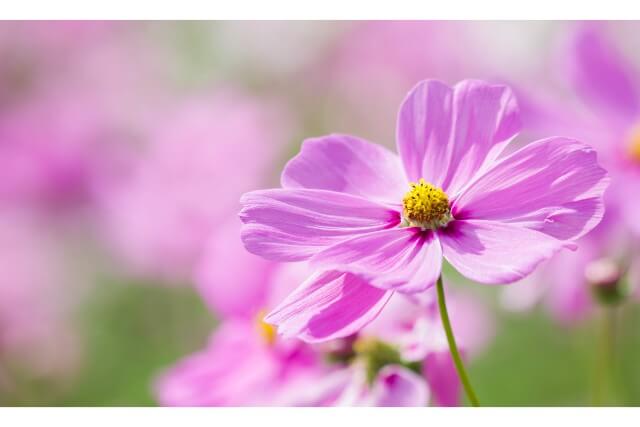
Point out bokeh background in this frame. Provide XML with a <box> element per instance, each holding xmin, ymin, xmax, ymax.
<box><xmin>1</xmin><ymin>21</ymin><xmax>640</xmax><ymax>406</ymax></box>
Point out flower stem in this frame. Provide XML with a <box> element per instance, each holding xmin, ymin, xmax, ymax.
<box><xmin>592</xmin><ymin>306</ymin><xmax>617</xmax><ymax>406</ymax></box>
<box><xmin>436</xmin><ymin>275</ymin><xmax>480</xmax><ymax>407</ymax></box>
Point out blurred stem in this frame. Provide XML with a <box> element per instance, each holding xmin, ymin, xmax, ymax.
<box><xmin>436</xmin><ymin>276</ymin><xmax>480</xmax><ymax>407</ymax></box>
<box><xmin>592</xmin><ymin>307</ymin><xmax>617</xmax><ymax>406</ymax></box>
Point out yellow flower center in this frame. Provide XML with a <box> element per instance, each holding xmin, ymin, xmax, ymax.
<box><xmin>402</xmin><ymin>178</ymin><xmax>452</xmax><ymax>229</ymax></box>
<box><xmin>256</xmin><ymin>310</ymin><xmax>277</xmax><ymax>346</ymax></box>
<box><xmin>627</xmin><ymin>125</ymin><xmax>640</xmax><ymax>163</ymax></box>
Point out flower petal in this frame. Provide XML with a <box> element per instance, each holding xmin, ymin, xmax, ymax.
<box><xmin>440</xmin><ymin>220</ymin><xmax>569</xmax><ymax>284</ymax></box>
<box><xmin>195</xmin><ymin>217</ymin><xmax>275</xmax><ymax>318</ymax></box>
<box><xmin>453</xmin><ymin>137</ymin><xmax>609</xmax><ymax>241</ymax></box>
<box><xmin>368</xmin><ymin>365</ymin><xmax>430</xmax><ymax>407</ymax></box>
<box><xmin>565</xmin><ymin>24</ymin><xmax>640</xmax><ymax>122</ymax></box>
<box><xmin>396</xmin><ymin>79</ymin><xmax>520</xmax><ymax>195</ymax></box>
<box><xmin>281</xmin><ymin>134</ymin><xmax>407</xmax><ymax>203</ymax></box>
<box><xmin>154</xmin><ymin>321</ymin><xmax>275</xmax><ymax>406</ymax></box>
<box><xmin>265</xmin><ymin>270</ymin><xmax>393</xmax><ymax>343</ymax></box>
<box><xmin>240</xmin><ymin>188</ymin><xmax>400</xmax><ymax>261</ymax></box>
<box><xmin>423</xmin><ymin>351</ymin><xmax>461</xmax><ymax>407</ymax></box>
<box><xmin>311</xmin><ymin>228</ymin><xmax>442</xmax><ymax>293</ymax></box>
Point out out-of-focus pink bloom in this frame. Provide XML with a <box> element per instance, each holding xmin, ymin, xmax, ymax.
<box><xmin>502</xmin><ymin>23</ymin><xmax>640</xmax><ymax>322</ymax></box>
<box><xmin>240</xmin><ymin>79</ymin><xmax>609</xmax><ymax>342</ymax></box>
<box><xmin>101</xmin><ymin>92</ymin><xmax>291</xmax><ymax>283</ymax></box>
<box><xmin>0</xmin><ymin>211</ymin><xmax>82</xmax><ymax>384</ymax></box>
<box><xmin>155</xmin><ymin>318</ymin><xmax>337</xmax><ymax>406</ymax></box>
<box><xmin>360</xmin><ymin>288</ymin><xmax>494</xmax><ymax>406</ymax></box>
<box><xmin>501</xmin><ymin>224</ymin><xmax>638</xmax><ymax>323</ymax></box>
<box><xmin>0</xmin><ymin>95</ymin><xmax>127</xmax><ymax>212</ymax></box>
<box><xmin>519</xmin><ymin>23</ymin><xmax>640</xmax><ymax>235</ymax></box>
<box><xmin>332</xmin><ymin>364</ymin><xmax>430</xmax><ymax>407</ymax></box>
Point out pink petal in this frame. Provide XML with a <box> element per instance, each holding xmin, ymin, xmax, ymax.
<box><xmin>240</xmin><ymin>188</ymin><xmax>400</xmax><ymax>261</ymax></box>
<box><xmin>439</xmin><ymin>220</ymin><xmax>569</xmax><ymax>284</ymax></box>
<box><xmin>423</xmin><ymin>351</ymin><xmax>461</xmax><ymax>407</ymax></box>
<box><xmin>195</xmin><ymin>217</ymin><xmax>275</xmax><ymax>318</ymax></box>
<box><xmin>154</xmin><ymin>321</ymin><xmax>276</xmax><ymax>406</ymax></box>
<box><xmin>265</xmin><ymin>270</ymin><xmax>393</xmax><ymax>342</ymax></box>
<box><xmin>454</xmin><ymin>137</ymin><xmax>609</xmax><ymax>242</ymax></box>
<box><xmin>311</xmin><ymin>228</ymin><xmax>442</xmax><ymax>293</ymax></box>
<box><xmin>565</xmin><ymin>23</ymin><xmax>639</xmax><ymax>123</ymax></box>
<box><xmin>281</xmin><ymin>134</ymin><xmax>407</xmax><ymax>203</ymax></box>
<box><xmin>396</xmin><ymin>79</ymin><xmax>520</xmax><ymax>195</ymax></box>
<box><xmin>368</xmin><ymin>365</ymin><xmax>430</xmax><ymax>407</ymax></box>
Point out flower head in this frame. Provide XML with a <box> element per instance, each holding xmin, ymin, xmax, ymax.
<box><xmin>240</xmin><ymin>79</ymin><xmax>609</xmax><ymax>342</ymax></box>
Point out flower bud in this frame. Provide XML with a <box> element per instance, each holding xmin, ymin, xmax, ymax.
<box><xmin>586</xmin><ymin>258</ymin><xmax>626</xmax><ymax>306</ymax></box>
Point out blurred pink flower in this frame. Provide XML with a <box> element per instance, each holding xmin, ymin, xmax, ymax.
<box><xmin>155</xmin><ymin>318</ymin><xmax>338</xmax><ymax>406</ymax></box>
<box><xmin>240</xmin><ymin>79</ymin><xmax>609</xmax><ymax>342</ymax></box>
<box><xmin>502</xmin><ymin>23</ymin><xmax>640</xmax><ymax>322</ymax></box>
<box><xmin>101</xmin><ymin>91</ymin><xmax>291</xmax><ymax>283</ymax></box>
<box><xmin>0</xmin><ymin>95</ymin><xmax>126</xmax><ymax>213</ymax></box>
<box><xmin>519</xmin><ymin>23</ymin><xmax>640</xmax><ymax>236</ymax></box>
<box><xmin>356</xmin><ymin>288</ymin><xmax>495</xmax><ymax>406</ymax></box>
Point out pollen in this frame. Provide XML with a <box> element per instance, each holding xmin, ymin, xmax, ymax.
<box><xmin>256</xmin><ymin>310</ymin><xmax>277</xmax><ymax>346</ymax></box>
<box><xmin>628</xmin><ymin>126</ymin><xmax>640</xmax><ymax>163</ymax></box>
<box><xmin>402</xmin><ymin>178</ymin><xmax>452</xmax><ymax>229</ymax></box>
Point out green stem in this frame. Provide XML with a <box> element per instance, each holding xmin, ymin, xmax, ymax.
<box><xmin>592</xmin><ymin>307</ymin><xmax>617</xmax><ymax>406</ymax></box>
<box><xmin>436</xmin><ymin>276</ymin><xmax>480</xmax><ymax>407</ymax></box>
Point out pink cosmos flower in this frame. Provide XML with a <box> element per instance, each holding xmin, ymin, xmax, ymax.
<box><xmin>240</xmin><ymin>79</ymin><xmax>609</xmax><ymax>342</ymax></box>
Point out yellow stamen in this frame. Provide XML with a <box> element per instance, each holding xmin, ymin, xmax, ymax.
<box><xmin>256</xmin><ymin>310</ymin><xmax>277</xmax><ymax>345</ymax></box>
<box><xmin>402</xmin><ymin>178</ymin><xmax>452</xmax><ymax>229</ymax></box>
<box><xmin>627</xmin><ymin>125</ymin><xmax>640</xmax><ymax>163</ymax></box>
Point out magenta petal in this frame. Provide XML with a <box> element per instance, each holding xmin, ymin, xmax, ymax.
<box><xmin>265</xmin><ymin>270</ymin><xmax>393</xmax><ymax>343</ymax></box>
<box><xmin>396</xmin><ymin>79</ymin><xmax>520</xmax><ymax>195</ymax></box>
<box><xmin>423</xmin><ymin>351</ymin><xmax>461</xmax><ymax>407</ymax></box>
<box><xmin>311</xmin><ymin>228</ymin><xmax>442</xmax><ymax>293</ymax></box>
<box><xmin>454</xmin><ymin>137</ymin><xmax>609</xmax><ymax>242</ymax></box>
<box><xmin>240</xmin><ymin>188</ymin><xmax>400</xmax><ymax>261</ymax></box>
<box><xmin>368</xmin><ymin>365</ymin><xmax>430</xmax><ymax>407</ymax></box>
<box><xmin>440</xmin><ymin>220</ymin><xmax>569</xmax><ymax>284</ymax></box>
<box><xmin>154</xmin><ymin>321</ymin><xmax>274</xmax><ymax>406</ymax></box>
<box><xmin>566</xmin><ymin>24</ymin><xmax>639</xmax><ymax>122</ymax></box>
<box><xmin>281</xmin><ymin>134</ymin><xmax>406</xmax><ymax>203</ymax></box>
<box><xmin>195</xmin><ymin>218</ymin><xmax>274</xmax><ymax>318</ymax></box>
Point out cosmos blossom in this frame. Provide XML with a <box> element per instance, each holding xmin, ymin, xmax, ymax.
<box><xmin>239</xmin><ymin>79</ymin><xmax>609</xmax><ymax>342</ymax></box>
